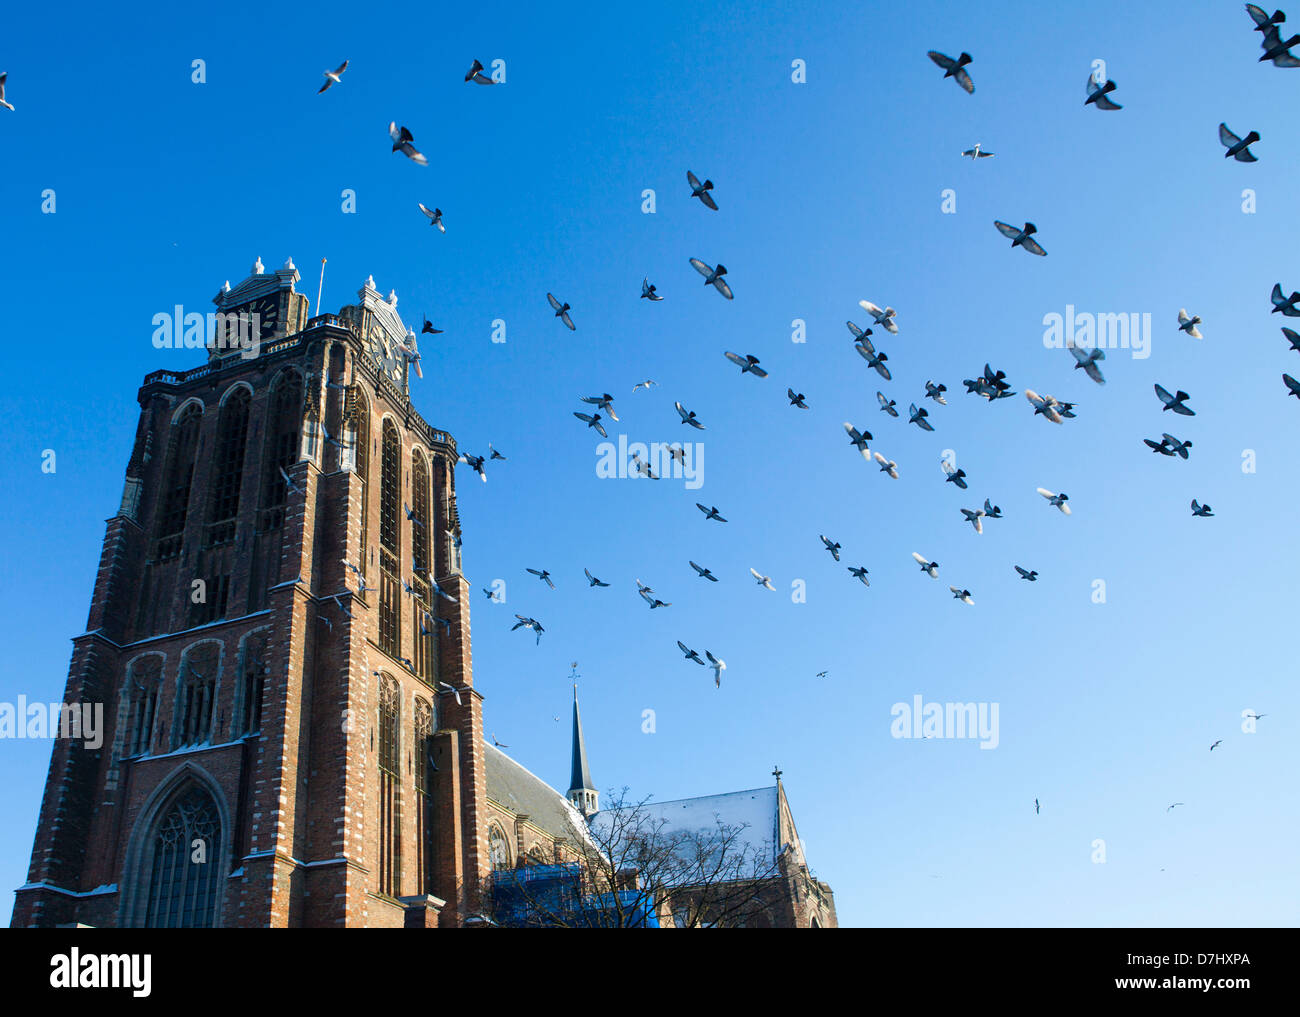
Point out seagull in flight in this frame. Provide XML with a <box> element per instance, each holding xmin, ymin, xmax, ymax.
<box><xmin>580</xmin><ymin>393</ymin><xmax>619</xmax><ymax>421</ymax></box>
<box><xmin>1066</xmin><ymin>339</ymin><xmax>1106</xmax><ymax>384</ymax></box>
<box><xmin>689</xmin><ymin>258</ymin><xmax>733</xmax><ymax>299</ymax></box>
<box><xmin>820</xmin><ymin>535</ymin><xmax>842</xmax><ymax>561</ymax></box>
<box><xmin>843</xmin><ymin>422</ymin><xmax>872</xmax><ymax>458</ymax></box>
<box><xmin>962</xmin><ymin>142</ymin><xmax>993</xmax><ymax>159</ymax></box>
<box><xmin>697</xmin><ymin>503</ymin><xmax>727</xmax><ymax>523</ymax></box>
<box><xmin>949</xmin><ymin>586</ymin><xmax>974</xmax><ymax>605</ymax></box>
<box><xmin>687</xmin><ymin>170</ymin><xmax>718</xmax><ymax>210</ymax></box>
<box><xmin>749</xmin><ymin>568</ymin><xmax>776</xmax><ymax>591</ymax></box>
<box><xmin>994</xmin><ymin>221</ymin><xmax>1047</xmax><ymax>255</ymax></box>
<box><xmin>584</xmin><ymin>568</ymin><xmax>609</xmax><ymax>588</ymax></box>
<box><xmin>848</xmin><ymin>566</ymin><xmax>870</xmax><ymax>586</ymax></box>
<box><xmin>573</xmin><ymin>411</ymin><xmax>608</xmax><ymax>438</ymax></box>
<box><xmin>511</xmin><ymin>615</ymin><xmax>544</xmax><ymax>644</ymax></box>
<box><xmin>908</xmin><ymin>403</ymin><xmax>934</xmax><ymax>431</ymax></box>
<box><xmin>873</xmin><ymin>451</ymin><xmax>899</xmax><ymax>479</ymax></box>
<box><xmin>1037</xmin><ymin>488</ymin><xmax>1072</xmax><ymax>514</ymax></box>
<box><xmin>526</xmin><ymin>568</ymin><xmax>555</xmax><ymax>590</ymax></box>
<box><xmin>912</xmin><ymin>552</ymin><xmax>939</xmax><ymax>579</ymax></box>
<box><xmin>1177</xmin><ymin>309</ymin><xmax>1203</xmax><ymax>338</ymax></box>
<box><xmin>705</xmin><ymin>651</ymin><xmax>726</xmax><ymax>687</ymax></box>
<box><xmin>1190</xmin><ymin>499</ymin><xmax>1214</xmax><ymax>517</ymax></box>
<box><xmin>318</xmin><ymin>60</ymin><xmax>349</xmax><ymax>94</ymax></box>
<box><xmin>676</xmin><ymin>401</ymin><xmax>706</xmax><ymax>429</ymax></box>
<box><xmin>437</xmin><ymin>681</ymin><xmax>463</xmax><ymax>706</ymax></box>
<box><xmin>389</xmin><ymin>123</ymin><xmax>428</xmax><ymax>165</ymax></box>
<box><xmin>465</xmin><ymin>59</ymin><xmax>495</xmax><ymax>84</ymax></box>
<box><xmin>641</xmin><ymin>277</ymin><xmax>663</xmax><ymax>301</ymax></box>
<box><xmin>878</xmin><ymin>392</ymin><xmax>899</xmax><ymax>417</ymax></box>
<box><xmin>859</xmin><ymin>300</ymin><xmax>899</xmax><ymax>334</ymax></box>
<box><xmin>1155</xmin><ymin>384</ymin><xmax>1195</xmax><ymax>415</ymax></box>
<box><xmin>632</xmin><ymin>379</ymin><xmax>658</xmax><ymax>393</ymax></box>
<box><xmin>677</xmin><ymin>640</ymin><xmax>705</xmax><ymax>665</ymax></box>
<box><xmin>1015</xmin><ymin>566</ymin><xmax>1038</xmax><ymax>581</ymax></box>
<box><xmin>787</xmin><ymin>388</ymin><xmax>809</xmax><ymax>409</ymax></box>
<box><xmin>725</xmin><ymin>352</ymin><xmax>768</xmax><ymax>377</ymax></box>
<box><xmin>1219</xmin><ymin>122</ymin><xmax>1261</xmax><ymax>161</ymax></box>
<box><xmin>547</xmin><ymin>293</ymin><xmax>576</xmax><ymax>330</ymax></box>
<box><xmin>689</xmin><ymin>560</ymin><xmax>719</xmax><ymax>582</ymax></box>
<box><xmin>927</xmin><ymin>50</ymin><xmax>974</xmax><ymax>93</ymax></box>
<box><xmin>1084</xmin><ymin>74</ymin><xmax>1122</xmax><ymax>110</ymax></box>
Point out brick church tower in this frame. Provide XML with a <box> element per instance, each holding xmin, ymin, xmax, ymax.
<box><xmin>12</xmin><ymin>257</ymin><xmax>489</xmax><ymax>928</ymax></box>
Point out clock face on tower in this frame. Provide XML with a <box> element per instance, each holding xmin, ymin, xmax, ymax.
<box><xmin>367</xmin><ymin>319</ymin><xmax>405</xmax><ymax>385</ymax></box>
<box><xmin>248</xmin><ymin>294</ymin><xmax>280</xmax><ymax>343</ymax></box>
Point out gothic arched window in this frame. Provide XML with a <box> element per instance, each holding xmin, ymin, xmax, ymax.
<box><xmin>208</xmin><ymin>387</ymin><xmax>251</xmax><ymax>544</ymax></box>
<box><xmin>259</xmin><ymin>370</ymin><xmax>303</xmax><ymax>527</ymax></box>
<box><xmin>143</xmin><ymin>785</ymin><xmax>222</xmax><ymax>928</ymax></box>
<box><xmin>157</xmin><ymin>404</ymin><xmax>202</xmax><ymax>559</ymax></box>
<box><xmin>489</xmin><ymin>825</ymin><xmax>512</xmax><ymax>871</ymax></box>
<box><xmin>126</xmin><ymin>656</ymin><xmax>162</xmax><ymax>757</ymax></box>
<box><xmin>347</xmin><ymin>389</ymin><xmax>370</xmax><ymax>569</ymax></box>
<box><xmin>378</xmin><ymin>420</ymin><xmax>401</xmax><ymax>657</ymax></box>
<box><xmin>377</xmin><ymin>674</ymin><xmax>401</xmax><ymax>896</ymax></box>
<box><xmin>237</xmin><ymin>632</ymin><xmax>268</xmax><ymax>737</ymax></box>
<box><xmin>410</xmin><ymin>449</ymin><xmax>435</xmax><ymax>682</ymax></box>
<box><xmin>175</xmin><ymin>643</ymin><xmax>219</xmax><ymax>749</ymax></box>
<box><xmin>414</xmin><ymin>697</ymin><xmax>435</xmax><ymax>894</ymax></box>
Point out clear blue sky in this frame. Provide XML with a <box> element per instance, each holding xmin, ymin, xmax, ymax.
<box><xmin>1</xmin><ymin>0</ymin><xmax>1297</xmax><ymax>927</ymax></box>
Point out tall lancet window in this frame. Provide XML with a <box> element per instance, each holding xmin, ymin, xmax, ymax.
<box><xmin>377</xmin><ymin>675</ymin><xmax>402</xmax><ymax>896</ymax></box>
<box><xmin>378</xmin><ymin>420</ymin><xmax>401</xmax><ymax>657</ymax></box>
<box><xmin>157</xmin><ymin>404</ymin><xmax>202</xmax><ymax>560</ymax></box>
<box><xmin>259</xmin><ymin>370</ymin><xmax>303</xmax><ymax>530</ymax></box>
<box><xmin>207</xmin><ymin>387</ymin><xmax>251</xmax><ymax>545</ymax></box>
<box><xmin>126</xmin><ymin>656</ymin><xmax>162</xmax><ymax>757</ymax></box>
<box><xmin>144</xmin><ymin>785</ymin><xmax>221</xmax><ymax>928</ymax></box>
<box><xmin>174</xmin><ymin>643</ymin><xmax>219</xmax><ymax>749</ymax></box>
<box><xmin>410</xmin><ymin>449</ymin><xmax>436</xmax><ymax>682</ymax></box>
<box><xmin>346</xmin><ymin>389</ymin><xmax>370</xmax><ymax>573</ymax></box>
<box><xmin>413</xmin><ymin>697</ymin><xmax>435</xmax><ymax>894</ymax></box>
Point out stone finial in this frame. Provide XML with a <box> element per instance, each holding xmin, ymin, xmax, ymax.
<box><xmin>253</xmin><ymin>256</ymin><xmax>265</xmax><ymax>275</ymax></box>
<box><xmin>283</xmin><ymin>256</ymin><xmax>296</xmax><ymax>271</ymax></box>
<box><xmin>387</xmin><ymin>289</ymin><xmax>398</xmax><ymax>306</ymax></box>
<box><xmin>365</xmin><ymin>274</ymin><xmax>376</xmax><ymax>290</ymax></box>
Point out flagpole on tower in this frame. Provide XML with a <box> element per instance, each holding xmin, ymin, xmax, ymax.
<box><xmin>315</xmin><ymin>257</ymin><xmax>327</xmax><ymax>318</ymax></box>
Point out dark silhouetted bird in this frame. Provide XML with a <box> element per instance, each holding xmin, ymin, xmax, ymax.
<box><xmin>927</xmin><ymin>50</ymin><xmax>974</xmax><ymax>93</ymax></box>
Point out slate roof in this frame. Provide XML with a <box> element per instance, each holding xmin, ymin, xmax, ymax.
<box><xmin>484</xmin><ymin>743</ymin><xmax>597</xmax><ymax>848</ymax></box>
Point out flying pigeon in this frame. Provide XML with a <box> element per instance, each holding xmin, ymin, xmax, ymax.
<box><xmin>942</xmin><ymin>461</ymin><xmax>968</xmax><ymax>488</ymax></box>
<box><xmin>1246</xmin><ymin>4</ymin><xmax>1286</xmax><ymax>32</ymax></box>
<box><xmin>320</xmin><ymin>423</ymin><xmax>354</xmax><ymax>451</ymax></box>
<box><xmin>341</xmin><ymin>558</ymin><xmax>362</xmax><ymax>577</ymax></box>
<box><xmin>1270</xmin><ymin>283</ymin><xmax>1300</xmax><ymax>315</ymax></box>
<box><xmin>641</xmin><ymin>277</ymin><xmax>663</xmax><ymax>301</ymax></box>
<box><xmin>422</xmin><ymin>317</ymin><xmax>444</xmax><ymax>335</ymax></box>
<box><xmin>632</xmin><ymin>379</ymin><xmax>659</xmax><ymax>393</ymax></box>
<box><xmin>725</xmin><ymin>352</ymin><xmax>768</xmax><ymax>377</ymax></box>
<box><xmin>318</xmin><ymin>60</ymin><xmax>349</xmax><ymax>94</ymax></box>
<box><xmin>1259</xmin><ymin>24</ymin><xmax>1300</xmax><ymax>64</ymax></box>
<box><xmin>458</xmin><ymin>453</ymin><xmax>487</xmax><ymax>482</ymax></box>
<box><xmin>859</xmin><ymin>300</ymin><xmax>899</xmax><ymax>334</ymax></box>
<box><xmin>1163</xmin><ymin>433</ymin><xmax>1193</xmax><ymax>459</ymax></box>
<box><xmin>488</xmin><ymin>444</ymin><xmax>506</xmax><ymax>461</ymax></box>
<box><xmin>1219</xmin><ymin>122</ymin><xmax>1261</xmax><ymax>161</ymax></box>
<box><xmin>983</xmin><ymin>499</ymin><xmax>1002</xmax><ymax>518</ymax></box>
<box><xmin>1066</xmin><ymin>338</ymin><xmax>1106</xmax><ymax>384</ymax></box>
<box><xmin>333</xmin><ymin>594</ymin><xmax>354</xmax><ymax>619</ymax></box>
<box><xmin>689</xmin><ymin>560</ymin><xmax>719</xmax><ymax>581</ymax></box>
<box><xmin>1190</xmin><ymin>499</ymin><xmax>1214</xmax><ymax>517</ymax></box>
<box><xmin>491</xmin><ymin>734</ymin><xmax>509</xmax><ymax>748</ymax></box>
<box><xmin>962</xmin><ymin>142</ymin><xmax>993</xmax><ymax>159</ymax></box>
<box><xmin>846</xmin><ymin>320</ymin><xmax>874</xmax><ymax>344</ymax></box>
<box><xmin>1284</xmin><ymin>372</ymin><xmax>1300</xmax><ymax>398</ymax></box>
<box><xmin>416</xmin><ymin>203</ymin><xmax>446</xmax><ymax>232</ymax></box>
<box><xmin>526</xmin><ymin>568</ymin><xmax>555</xmax><ymax>590</ymax></box>
<box><xmin>949</xmin><ymin>586</ymin><xmax>974</xmax><ymax>605</ymax></box>
<box><xmin>1037</xmin><ymin>488</ymin><xmax>1072</xmax><ymax>514</ymax></box>
<box><xmin>908</xmin><ymin>403</ymin><xmax>934</xmax><ymax>431</ymax></box>
<box><xmin>511</xmin><ymin>615</ymin><xmax>544</xmax><ymax>644</ymax></box>
<box><xmin>1166</xmin><ymin>803</ymin><xmax>1185</xmax><ymax>812</ymax></box>
<box><xmin>927</xmin><ymin>50</ymin><xmax>974</xmax><ymax>93</ymax></box>
<box><xmin>855</xmin><ymin>337</ymin><xmax>892</xmax><ymax>380</ymax></box>
<box><xmin>630</xmin><ymin>452</ymin><xmax>658</xmax><ymax>480</ymax></box>
<box><xmin>687</xmin><ymin>170</ymin><xmax>718</xmax><ymax>210</ymax></box>
<box><xmin>1154</xmin><ymin>384</ymin><xmax>1195</xmax><ymax>415</ymax></box>
<box><xmin>1245</xmin><ymin>712</ymin><xmax>1268</xmax><ymax>720</ymax></box>
<box><xmin>848</xmin><ymin>566</ymin><xmax>870</xmax><ymax>586</ymax></box>
<box><xmin>644</xmin><ymin>594</ymin><xmax>671</xmax><ymax>610</ymax></box>
<box><xmin>1015</xmin><ymin>566</ymin><xmax>1038</xmax><ymax>581</ymax></box>
<box><xmin>1177</xmin><ymin>309</ymin><xmax>1203</xmax><ymax>338</ymax></box>
<box><xmin>580</xmin><ymin>393</ymin><xmax>619</xmax><ymax>421</ymax></box>
<box><xmin>1281</xmin><ymin>327</ymin><xmax>1300</xmax><ymax>351</ymax></box>
<box><xmin>787</xmin><ymin>388</ymin><xmax>809</xmax><ymax>409</ymax></box>
<box><xmin>873</xmin><ymin>451</ymin><xmax>899</xmax><ymax>479</ymax></box>
<box><xmin>389</xmin><ymin>123</ymin><xmax>428</xmax><ymax>165</ymax></box>
<box><xmin>749</xmin><ymin>568</ymin><xmax>776</xmax><ymax>591</ymax></box>
<box><xmin>912</xmin><ymin>552</ymin><xmax>939</xmax><ymax>578</ymax></box>
<box><xmin>1084</xmin><ymin>74</ymin><xmax>1122</xmax><ymax>110</ymax></box>
<box><xmin>676</xmin><ymin>401</ymin><xmax>706</xmax><ymax>429</ymax></box>
<box><xmin>584</xmin><ymin>568</ymin><xmax>609</xmax><ymax>588</ymax></box>
<box><xmin>843</xmin><ymin>422</ymin><xmax>873</xmax><ymax>458</ymax></box>
<box><xmin>820</xmin><ymin>535</ymin><xmax>842</xmax><ymax>561</ymax></box>
<box><xmin>994</xmin><ymin>221</ymin><xmax>1047</xmax><ymax>255</ymax></box>
<box><xmin>403</xmin><ymin>503</ymin><xmax>425</xmax><ymax>528</ymax></box>
<box><xmin>318</xmin><ymin>614</ymin><xmax>333</xmax><ymax>632</ymax></box>
<box><xmin>696</xmin><ymin>503</ymin><xmax>727</xmax><ymax>523</ymax></box>
<box><xmin>1056</xmin><ymin>401</ymin><xmax>1078</xmax><ymax>419</ymax></box>
<box><xmin>573</xmin><ymin>411</ymin><xmax>608</xmax><ymax>438</ymax></box>
<box><xmin>1034</xmin><ymin>799</ymin><xmax>1041</xmax><ymax>815</ymax></box>
<box><xmin>464</xmin><ymin>59</ymin><xmax>494</xmax><ymax>84</ymax></box>
<box><xmin>279</xmin><ymin>466</ymin><xmax>304</xmax><ymax>497</ymax></box>
<box><xmin>689</xmin><ymin>258</ymin><xmax>733</xmax><ymax>299</ymax></box>
<box><xmin>1144</xmin><ymin>437</ymin><xmax>1177</xmax><ymax>457</ymax></box>
<box><xmin>428</xmin><ymin>579</ymin><xmax>457</xmax><ymax>604</ymax></box>
<box><xmin>547</xmin><ymin>293</ymin><xmax>576</xmax><ymax>330</ymax></box>
<box><xmin>705</xmin><ymin>651</ymin><xmax>726</xmax><ymax>687</ymax></box>
<box><xmin>1210</xmin><ymin>740</ymin><xmax>1223</xmax><ymax>751</ymax></box>
<box><xmin>1025</xmin><ymin>389</ymin><xmax>1065</xmax><ymax>424</ymax></box>
<box><xmin>677</xmin><ymin>640</ymin><xmax>705</xmax><ymax>665</ymax></box>
<box><xmin>924</xmin><ymin>381</ymin><xmax>948</xmax><ymax>405</ymax></box>
<box><xmin>960</xmin><ymin>508</ymin><xmax>985</xmax><ymax>534</ymax></box>
<box><xmin>878</xmin><ymin>392</ymin><xmax>899</xmax><ymax>417</ymax></box>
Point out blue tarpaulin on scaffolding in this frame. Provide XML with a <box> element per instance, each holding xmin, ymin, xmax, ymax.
<box><xmin>489</xmin><ymin>863</ymin><xmax>660</xmax><ymax>928</ymax></box>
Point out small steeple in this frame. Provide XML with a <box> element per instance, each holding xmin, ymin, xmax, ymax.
<box><xmin>567</xmin><ymin>665</ymin><xmax>597</xmax><ymax>817</ymax></box>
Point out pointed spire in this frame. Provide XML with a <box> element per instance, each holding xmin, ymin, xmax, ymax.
<box><xmin>567</xmin><ymin>668</ymin><xmax>597</xmax><ymax>816</ymax></box>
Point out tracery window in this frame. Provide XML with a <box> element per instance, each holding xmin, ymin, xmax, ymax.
<box><xmin>175</xmin><ymin>643</ymin><xmax>219</xmax><ymax>749</ymax></box>
<box><xmin>157</xmin><ymin>405</ymin><xmax>201</xmax><ymax>558</ymax></box>
<box><xmin>489</xmin><ymin>825</ymin><xmax>512</xmax><ymax>871</ymax></box>
<box><xmin>378</xmin><ymin>420</ymin><xmax>401</xmax><ymax>656</ymax></box>
<box><xmin>143</xmin><ymin>785</ymin><xmax>221</xmax><ymax>928</ymax></box>
<box><xmin>377</xmin><ymin>674</ymin><xmax>401</xmax><ymax>896</ymax></box>
<box><xmin>414</xmin><ymin>697</ymin><xmax>435</xmax><ymax>894</ymax></box>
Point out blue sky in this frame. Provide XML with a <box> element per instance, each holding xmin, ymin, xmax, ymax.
<box><xmin>2</xmin><ymin>0</ymin><xmax>1298</xmax><ymax>926</ymax></box>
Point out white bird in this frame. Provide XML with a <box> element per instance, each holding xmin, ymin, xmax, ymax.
<box><xmin>689</xmin><ymin>258</ymin><xmax>734</xmax><ymax>299</ymax></box>
<box><xmin>949</xmin><ymin>586</ymin><xmax>974</xmax><ymax>605</ymax></box>
<box><xmin>318</xmin><ymin>60</ymin><xmax>349</xmax><ymax>94</ymax></box>
<box><xmin>1024</xmin><ymin>389</ymin><xmax>1065</xmax><ymax>424</ymax></box>
<box><xmin>418</xmin><ymin>203</ymin><xmax>446</xmax><ymax>232</ymax></box>
<box><xmin>962</xmin><ymin>142</ymin><xmax>993</xmax><ymax>159</ymax></box>
<box><xmin>859</xmin><ymin>300</ymin><xmax>899</xmax><ymax>334</ymax></box>
<box><xmin>705</xmin><ymin>650</ymin><xmax>726</xmax><ymax>687</ymax></box>
<box><xmin>1177</xmin><ymin>308</ymin><xmax>1203</xmax><ymax>338</ymax></box>
<box><xmin>632</xmin><ymin>379</ymin><xmax>658</xmax><ymax>393</ymax></box>
<box><xmin>960</xmin><ymin>508</ymin><xmax>985</xmax><ymax>534</ymax></box>
<box><xmin>872</xmin><ymin>451</ymin><xmax>899</xmax><ymax>479</ymax></box>
<box><xmin>912</xmin><ymin>552</ymin><xmax>939</xmax><ymax>578</ymax></box>
<box><xmin>749</xmin><ymin>568</ymin><xmax>776</xmax><ymax>591</ymax></box>
<box><xmin>1037</xmin><ymin>488</ymin><xmax>1072</xmax><ymax>514</ymax></box>
<box><xmin>437</xmin><ymin>681</ymin><xmax>463</xmax><ymax>706</ymax></box>
<box><xmin>0</xmin><ymin>71</ymin><xmax>14</xmax><ymax>111</ymax></box>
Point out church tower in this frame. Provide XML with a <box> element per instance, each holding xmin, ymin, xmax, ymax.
<box><xmin>12</xmin><ymin>258</ymin><xmax>490</xmax><ymax>928</ymax></box>
<box><xmin>566</xmin><ymin>684</ymin><xmax>598</xmax><ymax>817</ymax></box>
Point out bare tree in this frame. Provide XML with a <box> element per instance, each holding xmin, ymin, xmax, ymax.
<box><xmin>475</xmin><ymin>788</ymin><xmax>786</xmax><ymax>928</ymax></box>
